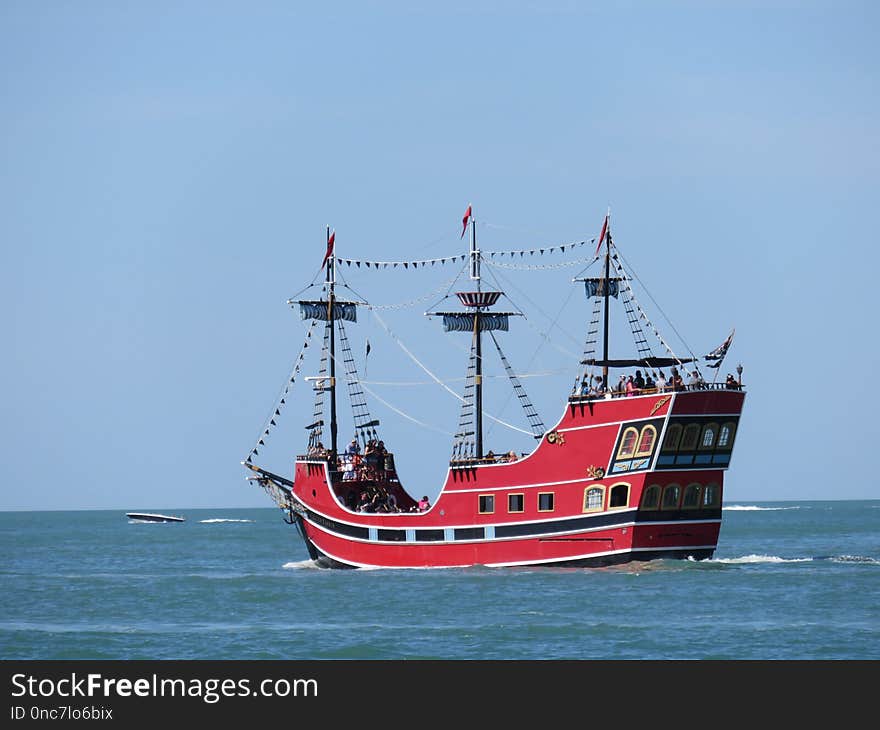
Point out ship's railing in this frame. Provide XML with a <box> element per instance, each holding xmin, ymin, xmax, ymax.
<box><xmin>450</xmin><ymin>453</ymin><xmax>521</xmax><ymax>467</ymax></box>
<box><xmin>569</xmin><ymin>382</ymin><xmax>744</xmax><ymax>402</ymax></box>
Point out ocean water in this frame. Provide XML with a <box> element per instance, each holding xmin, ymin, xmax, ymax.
<box><xmin>1</xmin><ymin>501</ymin><xmax>878</xmax><ymax>660</ymax></box>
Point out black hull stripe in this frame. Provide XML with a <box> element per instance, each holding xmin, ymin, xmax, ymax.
<box><xmin>307</xmin><ymin>542</ymin><xmax>716</xmax><ymax>570</ymax></box>
<box><xmin>298</xmin><ymin>505</ymin><xmax>721</xmax><ymax>544</ymax></box>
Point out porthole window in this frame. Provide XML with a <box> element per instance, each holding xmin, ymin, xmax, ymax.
<box><xmin>661</xmin><ymin>484</ymin><xmax>681</xmax><ymax>510</ymax></box>
<box><xmin>508</xmin><ymin>493</ymin><xmax>524</xmax><ymax>513</ymax></box>
<box><xmin>583</xmin><ymin>486</ymin><xmax>605</xmax><ymax>512</ymax></box>
<box><xmin>538</xmin><ymin>492</ymin><xmax>555</xmax><ymax>512</ymax></box>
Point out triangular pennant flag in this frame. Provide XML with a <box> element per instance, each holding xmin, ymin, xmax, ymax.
<box><xmin>270</xmin><ymin>419</ymin><xmax>276</xmax><ymax>426</ymax></box>
<box><xmin>595</xmin><ymin>213</ymin><xmax>609</xmax><ymax>257</ymax></box>
<box><xmin>322</xmin><ymin>230</ymin><xmax>335</xmax><ymax>269</ymax></box>
<box><xmin>258</xmin><ymin>439</ymin><xmax>265</xmax><ymax>445</ymax></box>
<box><xmin>461</xmin><ymin>204</ymin><xmax>472</xmax><ymax>239</ymax></box>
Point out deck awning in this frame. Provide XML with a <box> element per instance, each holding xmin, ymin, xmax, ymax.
<box><xmin>581</xmin><ymin>356</ymin><xmax>697</xmax><ymax>368</ymax></box>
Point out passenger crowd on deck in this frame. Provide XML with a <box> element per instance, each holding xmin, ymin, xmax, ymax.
<box><xmin>578</xmin><ymin>366</ymin><xmax>741</xmax><ymax>398</ymax></box>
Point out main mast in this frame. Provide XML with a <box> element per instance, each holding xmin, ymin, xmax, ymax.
<box><xmin>469</xmin><ymin>214</ymin><xmax>484</xmax><ymax>459</ymax></box>
<box><xmin>602</xmin><ymin>212</ymin><xmax>611</xmax><ymax>391</ymax></box>
<box><xmin>326</xmin><ymin>226</ymin><xmax>338</xmax><ymax>458</ymax></box>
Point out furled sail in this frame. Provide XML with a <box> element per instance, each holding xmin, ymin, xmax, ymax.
<box><xmin>297</xmin><ymin>300</ymin><xmax>358</xmax><ymax>322</ymax></box>
<box><xmin>583</xmin><ymin>278</ymin><xmax>620</xmax><ymax>299</ymax></box>
<box><xmin>438</xmin><ymin>313</ymin><xmax>512</xmax><ymax>332</ymax></box>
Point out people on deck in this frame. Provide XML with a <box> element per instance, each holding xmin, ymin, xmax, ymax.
<box><xmin>644</xmin><ymin>372</ymin><xmax>656</xmax><ymax>391</ymax></box>
<box><xmin>417</xmin><ymin>496</ymin><xmax>431</xmax><ymax>511</ymax></box>
<box><xmin>634</xmin><ymin>370</ymin><xmax>645</xmax><ymax>391</ymax></box>
<box><xmin>670</xmin><ymin>368</ymin><xmax>684</xmax><ymax>391</ymax></box>
<box><xmin>656</xmin><ymin>371</ymin><xmax>667</xmax><ymax>392</ymax></box>
<box><xmin>726</xmin><ymin>373</ymin><xmax>739</xmax><ymax>389</ymax></box>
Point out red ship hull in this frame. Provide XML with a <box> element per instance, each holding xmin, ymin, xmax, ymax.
<box><xmin>276</xmin><ymin>387</ymin><xmax>744</xmax><ymax>569</ymax></box>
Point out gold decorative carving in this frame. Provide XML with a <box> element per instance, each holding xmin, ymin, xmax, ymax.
<box><xmin>650</xmin><ymin>395</ymin><xmax>672</xmax><ymax>416</ymax></box>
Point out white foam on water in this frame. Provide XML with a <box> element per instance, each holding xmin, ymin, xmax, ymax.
<box><xmin>712</xmin><ymin>554</ymin><xmax>812</xmax><ymax>564</ymax></box>
<box><xmin>723</xmin><ymin>505</ymin><xmax>800</xmax><ymax>511</ymax></box>
<box><xmin>199</xmin><ymin>518</ymin><xmax>254</xmax><ymax>523</ymax></box>
<box><xmin>830</xmin><ymin>555</ymin><xmax>880</xmax><ymax>565</ymax></box>
<box><xmin>282</xmin><ymin>560</ymin><xmax>320</xmax><ymax>570</ymax></box>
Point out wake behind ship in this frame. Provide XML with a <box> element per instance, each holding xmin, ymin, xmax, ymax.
<box><xmin>243</xmin><ymin>207</ymin><xmax>745</xmax><ymax>569</ymax></box>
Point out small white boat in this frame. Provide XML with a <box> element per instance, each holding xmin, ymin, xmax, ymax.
<box><xmin>126</xmin><ymin>512</ymin><xmax>185</xmax><ymax>523</ymax></box>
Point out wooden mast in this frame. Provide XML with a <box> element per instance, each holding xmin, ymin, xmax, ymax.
<box><xmin>602</xmin><ymin>210</ymin><xmax>611</xmax><ymax>391</ymax></box>
<box><xmin>326</xmin><ymin>226</ymin><xmax>338</xmax><ymax>459</ymax></box>
<box><xmin>470</xmin><ymin>213</ymin><xmax>484</xmax><ymax>459</ymax></box>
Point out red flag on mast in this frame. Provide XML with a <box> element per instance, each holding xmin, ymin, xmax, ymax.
<box><xmin>322</xmin><ymin>230</ymin><xmax>336</xmax><ymax>269</ymax></box>
<box><xmin>594</xmin><ymin>214</ymin><xmax>609</xmax><ymax>257</ymax></box>
<box><xmin>461</xmin><ymin>204</ymin><xmax>472</xmax><ymax>239</ymax></box>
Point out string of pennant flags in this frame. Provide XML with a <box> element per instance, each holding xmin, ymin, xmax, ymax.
<box><xmin>484</xmin><ymin>254</ymin><xmax>598</xmax><ymax>271</ymax></box>
<box><xmin>334</xmin><ymin>237</ymin><xmax>594</xmax><ymax>270</ymax></box>
<box><xmin>244</xmin><ymin>319</ymin><xmax>319</xmax><ymax>465</ymax></box>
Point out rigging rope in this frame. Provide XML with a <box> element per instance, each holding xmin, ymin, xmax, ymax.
<box><xmin>612</xmin><ymin>245</ymin><xmax>700</xmax><ymax>368</ymax></box>
<box><xmin>368</xmin><ymin>308</ymin><xmax>537</xmax><ymax>437</ymax></box>
<box><xmin>358</xmin><ymin>382</ymin><xmax>454</xmax><ymax>436</ymax></box>
<box><xmin>245</xmin><ymin>319</ymin><xmax>318</xmax><ymax>464</ymax></box>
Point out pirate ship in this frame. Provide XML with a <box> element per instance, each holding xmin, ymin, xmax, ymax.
<box><xmin>243</xmin><ymin>207</ymin><xmax>745</xmax><ymax>569</ymax></box>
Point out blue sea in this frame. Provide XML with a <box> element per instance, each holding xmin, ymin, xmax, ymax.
<box><xmin>2</xmin><ymin>501</ymin><xmax>878</xmax><ymax>660</ymax></box>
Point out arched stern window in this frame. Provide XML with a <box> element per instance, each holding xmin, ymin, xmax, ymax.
<box><xmin>700</xmin><ymin>423</ymin><xmax>719</xmax><ymax>450</ymax></box>
<box><xmin>583</xmin><ymin>485</ymin><xmax>605</xmax><ymax>513</ymax></box>
<box><xmin>661</xmin><ymin>424</ymin><xmax>682</xmax><ymax>452</ymax></box>
<box><xmin>717</xmin><ymin>422</ymin><xmax>736</xmax><ymax>449</ymax></box>
<box><xmin>609</xmin><ymin>483</ymin><xmax>630</xmax><ymax>509</ymax></box>
<box><xmin>702</xmin><ymin>483</ymin><xmax>721</xmax><ymax>508</ymax></box>
<box><xmin>682</xmin><ymin>483</ymin><xmax>701</xmax><ymax>509</ymax></box>
<box><xmin>618</xmin><ymin>428</ymin><xmax>639</xmax><ymax>459</ymax></box>
<box><xmin>636</xmin><ymin>425</ymin><xmax>657</xmax><ymax>456</ymax></box>
<box><xmin>641</xmin><ymin>485</ymin><xmax>660</xmax><ymax>510</ymax></box>
<box><xmin>661</xmin><ymin>484</ymin><xmax>681</xmax><ymax>510</ymax></box>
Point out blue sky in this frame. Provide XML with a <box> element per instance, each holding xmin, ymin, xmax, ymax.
<box><xmin>2</xmin><ymin>1</ymin><xmax>877</xmax><ymax>510</ymax></box>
